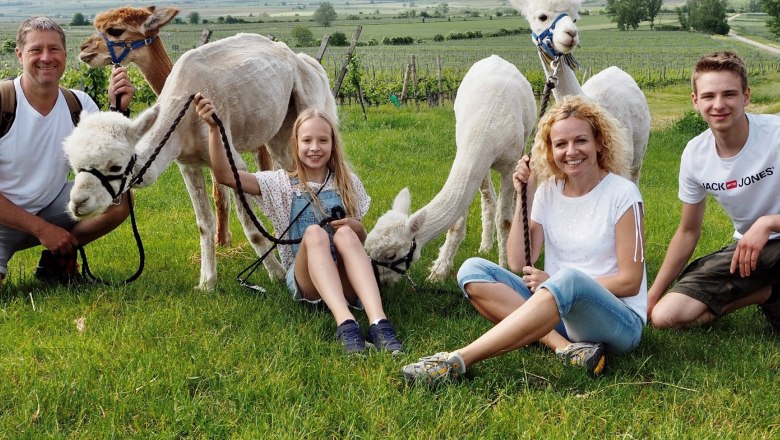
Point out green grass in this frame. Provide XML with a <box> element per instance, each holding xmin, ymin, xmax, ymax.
<box><xmin>2</xmin><ymin>79</ymin><xmax>780</xmax><ymax>436</ymax></box>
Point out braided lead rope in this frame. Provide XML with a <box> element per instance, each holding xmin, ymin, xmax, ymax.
<box><xmin>211</xmin><ymin>112</ymin><xmax>306</xmax><ymax>246</ymax></box>
<box><xmin>519</xmin><ymin>56</ymin><xmax>560</xmax><ymax>268</ymax></box>
<box><xmin>129</xmin><ymin>94</ymin><xmax>196</xmax><ymax>188</ymax></box>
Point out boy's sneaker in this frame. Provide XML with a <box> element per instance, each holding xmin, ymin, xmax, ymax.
<box><xmin>34</xmin><ymin>250</ymin><xmax>82</xmax><ymax>286</ymax></box>
<box><xmin>367</xmin><ymin>319</ymin><xmax>404</xmax><ymax>355</ymax></box>
<box><xmin>402</xmin><ymin>351</ymin><xmax>465</xmax><ymax>386</ymax></box>
<box><xmin>336</xmin><ymin>319</ymin><xmax>366</xmax><ymax>354</ymax></box>
<box><xmin>759</xmin><ymin>298</ymin><xmax>780</xmax><ymax>333</ymax></box>
<box><xmin>555</xmin><ymin>342</ymin><xmax>606</xmax><ymax>377</ymax></box>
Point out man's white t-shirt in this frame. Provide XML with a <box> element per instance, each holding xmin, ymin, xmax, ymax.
<box><xmin>679</xmin><ymin>113</ymin><xmax>780</xmax><ymax>241</ymax></box>
<box><xmin>531</xmin><ymin>173</ymin><xmax>647</xmax><ymax>323</ymax></box>
<box><xmin>0</xmin><ymin>77</ymin><xmax>99</xmax><ymax>214</ymax></box>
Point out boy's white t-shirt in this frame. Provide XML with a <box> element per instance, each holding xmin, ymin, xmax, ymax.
<box><xmin>0</xmin><ymin>78</ymin><xmax>99</xmax><ymax>213</ymax></box>
<box><xmin>531</xmin><ymin>173</ymin><xmax>647</xmax><ymax>323</ymax></box>
<box><xmin>679</xmin><ymin>113</ymin><xmax>780</xmax><ymax>241</ymax></box>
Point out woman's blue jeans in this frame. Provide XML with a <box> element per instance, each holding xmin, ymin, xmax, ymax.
<box><xmin>457</xmin><ymin>257</ymin><xmax>643</xmax><ymax>353</ymax></box>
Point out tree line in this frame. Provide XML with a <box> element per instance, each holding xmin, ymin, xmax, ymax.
<box><xmin>607</xmin><ymin>0</ymin><xmax>780</xmax><ymax>38</ymax></box>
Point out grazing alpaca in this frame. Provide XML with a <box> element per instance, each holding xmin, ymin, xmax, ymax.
<box><xmin>64</xmin><ymin>33</ymin><xmax>338</xmax><ymax>290</ymax></box>
<box><xmin>365</xmin><ymin>55</ymin><xmax>536</xmax><ymax>286</ymax></box>
<box><xmin>79</xmin><ymin>5</ymin><xmax>273</xmax><ymax>247</ymax></box>
<box><xmin>510</xmin><ymin>0</ymin><xmax>650</xmax><ymax>182</ymax></box>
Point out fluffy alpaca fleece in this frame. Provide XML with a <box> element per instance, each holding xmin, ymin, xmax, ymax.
<box><xmin>64</xmin><ymin>33</ymin><xmax>336</xmax><ymax>290</ymax></box>
<box><xmin>365</xmin><ymin>55</ymin><xmax>536</xmax><ymax>286</ymax></box>
<box><xmin>510</xmin><ymin>0</ymin><xmax>651</xmax><ymax>182</ymax></box>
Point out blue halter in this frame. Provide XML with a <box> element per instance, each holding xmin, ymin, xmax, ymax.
<box><xmin>531</xmin><ymin>13</ymin><xmax>570</xmax><ymax>59</ymax></box>
<box><xmin>98</xmin><ymin>32</ymin><xmax>156</xmax><ymax>65</ymax></box>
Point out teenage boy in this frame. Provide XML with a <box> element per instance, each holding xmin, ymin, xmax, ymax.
<box><xmin>648</xmin><ymin>51</ymin><xmax>780</xmax><ymax>332</ymax></box>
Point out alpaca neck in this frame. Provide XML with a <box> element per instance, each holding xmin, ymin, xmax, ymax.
<box><xmin>415</xmin><ymin>152</ymin><xmax>493</xmax><ymax>246</ymax></box>
<box><xmin>133</xmin><ymin>39</ymin><xmax>173</xmax><ymax>95</ymax></box>
<box><xmin>132</xmin><ymin>101</ymin><xmax>193</xmax><ymax>187</ymax></box>
<box><xmin>539</xmin><ymin>53</ymin><xmax>585</xmax><ymax>101</ymax></box>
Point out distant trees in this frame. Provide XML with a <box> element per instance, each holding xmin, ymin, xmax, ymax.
<box><xmin>763</xmin><ymin>0</ymin><xmax>780</xmax><ymax>37</ymax></box>
<box><xmin>291</xmin><ymin>25</ymin><xmax>316</xmax><ymax>46</ymax></box>
<box><xmin>330</xmin><ymin>31</ymin><xmax>349</xmax><ymax>46</ymax></box>
<box><xmin>314</xmin><ymin>2</ymin><xmax>337</xmax><ymax>27</ymax></box>
<box><xmin>605</xmin><ymin>0</ymin><xmax>662</xmax><ymax>30</ymax></box>
<box><xmin>683</xmin><ymin>0</ymin><xmax>730</xmax><ymax>35</ymax></box>
<box><xmin>70</xmin><ymin>13</ymin><xmax>89</xmax><ymax>26</ymax></box>
<box><xmin>188</xmin><ymin>11</ymin><xmax>200</xmax><ymax>24</ymax></box>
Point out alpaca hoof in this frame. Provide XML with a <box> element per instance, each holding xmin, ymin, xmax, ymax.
<box><xmin>197</xmin><ymin>277</ymin><xmax>217</xmax><ymax>291</ymax></box>
<box><xmin>215</xmin><ymin>232</ymin><xmax>233</xmax><ymax>247</ymax></box>
<box><xmin>426</xmin><ymin>268</ymin><xmax>449</xmax><ymax>282</ymax></box>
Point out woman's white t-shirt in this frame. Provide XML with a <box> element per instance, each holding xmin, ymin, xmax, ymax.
<box><xmin>531</xmin><ymin>173</ymin><xmax>647</xmax><ymax>323</ymax></box>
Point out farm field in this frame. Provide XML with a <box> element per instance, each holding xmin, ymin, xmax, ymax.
<box><xmin>2</xmin><ymin>3</ymin><xmax>780</xmax><ymax>437</ymax></box>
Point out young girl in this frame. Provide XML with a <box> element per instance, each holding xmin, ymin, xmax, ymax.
<box><xmin>195</xmin><ymin>94</ymin><xmax>403</xmax><ymax>355</ymax></box>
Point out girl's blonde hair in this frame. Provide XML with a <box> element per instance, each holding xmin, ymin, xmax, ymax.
<box><xmin>288</xmin><ymin>108</ymin><xmax>358</xmax><ymax>217</ymax></box>
<box><xmin>531</xmin><ymin>95</ymin><xmax>629</xmax><ymax>183</ymax></box>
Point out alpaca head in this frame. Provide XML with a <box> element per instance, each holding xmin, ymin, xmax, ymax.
<box><xmin>364</xmin><ymin>188</ymin><xmax>426</xmax><ymax>286</ymax></box>
<box><xmin>63</xmin><ymin>106</ymin><xmax>159</xmax><ymax>218</ymax></box>
<box><xmin>79</xmin><ymin>6</ymin><xmax>179</xmax><ymax>67</ymax></box>
<box><xmin>510</xmin><ymin>0</ymin><xmax>581</xmax><ymax>56</ymax></box>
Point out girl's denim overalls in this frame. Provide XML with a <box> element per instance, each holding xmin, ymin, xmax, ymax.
<box><xmin>288</xmin><ymin>178</ymin><xmax>345</xmax><ymax>260</ymax></box>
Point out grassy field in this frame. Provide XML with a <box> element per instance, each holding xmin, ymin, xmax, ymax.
<box><xmin>1</xmin><ymin>73</ymin><xmax>780</xmax><ymax>435</ymax></box>
<box><xmin>2</xmin><ymin>3</ymin><xmax>780</xmax><ymax>437</ymax></box>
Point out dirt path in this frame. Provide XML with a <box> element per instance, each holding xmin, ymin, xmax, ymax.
<box><xmin>727</xmin><ymin>13</ymin><xmax>780</xmax><ymax>55</ymax></box>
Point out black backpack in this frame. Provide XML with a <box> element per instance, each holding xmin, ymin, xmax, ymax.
<box><xmin>0</xmin><ymin>78</ymin><xmax>82</xmax><ymax>138</ymax></box>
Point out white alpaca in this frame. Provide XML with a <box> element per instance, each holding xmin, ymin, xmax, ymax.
<box><xmin>63</xmin><ymin>33</ymin><xmax>338</xmax><ymax>290</ymax></box>
<box><xmin>365</xmin><ymin>55</ymin><xmax>536</xmax><ymax>286</ymax></box>
<box><xmin>510</xmin><ymin>0</ymin><xmax>650</xmax><ymax>182</ymax></box>
<box><xmin>78</xmin><ymin>5</ymin><xmax>274</xmax><ymax>248</ymax></box>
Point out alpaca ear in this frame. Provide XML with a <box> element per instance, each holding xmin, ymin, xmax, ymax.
<box><xmin>127</xmin><ymin>104</ymin><xmax>159</xmax><ymax>142</ymax></box>
<box><xmin>508</xmin><ymin>0</ymin><xmax>527</xmax><ymax>13</ymax></box>
<box><xmin>143</xmin><ymin>6</ymin><xmax>180</xmax><ymax>32</ymax></box>
<box><xmin>391</xmin><ymin>188</ymin><xmax>411</xmax><ymax>214</ymax></box>
<box><xmin>408</xmin><ymin>210</ymin><xmax>425</xmax><ymax>236</ymax></box>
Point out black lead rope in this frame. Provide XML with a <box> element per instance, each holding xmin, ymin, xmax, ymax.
<box><xmin>74</xmin><ymin>94</ymin><xmax>196</xmax><ymax>285</ymax></box>
<box><xmin>207</xmin><ymin>111</ymin><xmax>349</xmax><ymax>290</ymax></box>
<box><xmin>519</xmin><ymin>55</ymin><xmax>559</xmax><ymax>268</ymax></box>
<box><xmin>77</xmin><ymin>194</ymin><xmax>145</xmax><ymax>285</ymax></box>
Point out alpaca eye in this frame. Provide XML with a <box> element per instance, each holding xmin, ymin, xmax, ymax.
<box><xmin>109</xmin><ymin>165</ymin><xmax>122</xmax><ymax>173</ymax></box>
<box><xmin>106</xmin><ymin>28</ymin><xmax>124</xmax><ymax>37</ymax></box>
<box><xmin>539</xmin><ymin>14</ymin><xmax>548</xmax><ymax>22</ymax></box>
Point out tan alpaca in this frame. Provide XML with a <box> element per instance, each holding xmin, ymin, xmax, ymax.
<box><xmin>79</xmin><ymin>5</ymin><xmax>273</xmax><ymax>248</ymax></box>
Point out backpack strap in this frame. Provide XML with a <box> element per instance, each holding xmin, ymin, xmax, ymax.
<box><xmin>0</xmin><ymin>79</ymin><xmax>16</xmax><ymax>139</ymax></box>
<box><xmin>59</xmin><ymin>86</ymin><xmax>83</xmax><ymax>127</ymax></box>
<box><xmin>0</xmin><ymin>80</ymin><xmax>83</xmax><ymax>139</ymax></box>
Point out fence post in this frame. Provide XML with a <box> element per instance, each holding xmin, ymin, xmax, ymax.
<box><xmin>198</xmin><ymin>29</ymin><xmax>212</xmax><ymax>47</ymax></box>
<box><xmin>315</xmin><ymin>35</ymin><xmax>330</xmax><ymax>63</ymax></box>
<box><xmin>332</xmin><ymin>25</ymin><xmax>363</xmax><ymax>97</ymax></box>
<box><xmin>436</xmin><ymin>55</ymin><xmax>443</xmax><ymax>106</ymax></box>
<box><xmin>410</xmin><ymin>55</ymin><xmax>417</xmax><ymax>107</ymax></box>
<box><xmin>400</xmin><ymin>63</ymin><xmax>411</xmax><ymax>104</ymax></box>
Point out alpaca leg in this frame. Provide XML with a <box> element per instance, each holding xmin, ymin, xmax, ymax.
<box><xmin>212</xmin><ymin>179</ymin><xmax>232</xmax><ymax>247</ymax></box>
<box><xmin>256</xmin><ymin>145</ymin><xmax>274</xmax><ymax>171</ymax></box>
<box><xmin>231</xmin><ymin>190</ymin><xmax>286</xmax><ymax>280</ymax></box>
<box><xmin>496</xmin><ymin>169</ymin><xmax>516</xmax><ymax>268</ymax></box>
<box><xmin>178</xmin><ymin>164</ymin><xmax>218</xmax><ymax>290</ymax></box>
<box><xmin>428</xmin><ymin>215</ymin><xmax>467</xmax><ymax>281</ymax></box>
<box><xmin>230</xmin><ymin>149</ymin><xmax>285</xmax><ymax>280</ymax></box>
<box><xmin>479</xmin><ymin>176</ymin><xmax>497</xmax><ymax>254</ymax></box>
